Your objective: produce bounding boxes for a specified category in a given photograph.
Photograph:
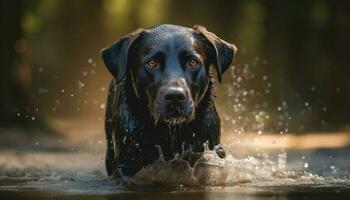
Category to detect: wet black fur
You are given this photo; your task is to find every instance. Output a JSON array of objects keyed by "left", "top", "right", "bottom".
[{"left": 102, "top": 24, "right": 237, "bottom": 177}]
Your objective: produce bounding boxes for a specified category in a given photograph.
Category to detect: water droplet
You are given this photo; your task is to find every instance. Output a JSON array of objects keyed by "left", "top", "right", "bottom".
[
  {"left": 278, "top": 152, "right": 287, "bottom": 169},
  {"left": 78, "top": 80, "right": 85, "bottom": 89},
  {"left": 282, "top": 101, "right": 287, "bottom": 107}
]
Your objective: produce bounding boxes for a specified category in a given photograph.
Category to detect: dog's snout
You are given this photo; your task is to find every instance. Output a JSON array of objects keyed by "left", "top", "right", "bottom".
[
  {"left": 164, "top": 87, "right": 186, "bottom": 104},
  {"left": 154, "top": 79, "right": 194, "bottom": 124}
]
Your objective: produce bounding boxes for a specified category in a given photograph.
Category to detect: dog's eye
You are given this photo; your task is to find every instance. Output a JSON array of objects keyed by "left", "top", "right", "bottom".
[
  {"left": 188, "top": 59, "right": 199, "bottom": 67},
  {"left": 146, "top": 59, "right": 158, "bottom": 69}
]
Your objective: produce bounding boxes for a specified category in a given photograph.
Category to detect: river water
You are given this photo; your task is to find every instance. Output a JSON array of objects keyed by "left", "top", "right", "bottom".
[{"left": 0, "top": 127, "right": 349, "bottom": 200}]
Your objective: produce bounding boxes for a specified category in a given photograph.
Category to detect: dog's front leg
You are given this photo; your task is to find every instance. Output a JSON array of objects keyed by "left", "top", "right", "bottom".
[
  {"left": 112, "top": 138, "right": 149, "bottom": 178},
  {"left": 191, "top": 103, "right": 226, "bottom": 158}
]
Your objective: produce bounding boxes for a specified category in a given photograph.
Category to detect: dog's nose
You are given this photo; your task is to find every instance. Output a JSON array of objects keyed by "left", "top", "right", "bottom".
[{"left": 164, "top": 87, "right": 186, "bottom": 104}]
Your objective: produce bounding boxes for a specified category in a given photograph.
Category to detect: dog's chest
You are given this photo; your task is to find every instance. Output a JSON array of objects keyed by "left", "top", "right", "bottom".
[{"left": 119, "top": 118, "right": 196, "bottom": 161}]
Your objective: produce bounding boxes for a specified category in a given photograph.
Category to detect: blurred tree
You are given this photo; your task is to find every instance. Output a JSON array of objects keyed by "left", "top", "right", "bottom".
[
  {"left": 27, "top": 0, "right": 108, "bottom": 119},
  {"left": 0, "top": 0, "right": 32, "bottom": 126}
]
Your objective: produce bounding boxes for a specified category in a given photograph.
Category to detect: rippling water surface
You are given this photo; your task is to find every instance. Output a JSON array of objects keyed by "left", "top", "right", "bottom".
[{"left": 0, "top": 129, "right": 349, "bottom": 200}]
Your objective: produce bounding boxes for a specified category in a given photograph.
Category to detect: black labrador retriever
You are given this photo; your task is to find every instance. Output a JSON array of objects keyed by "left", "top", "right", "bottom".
[{"left": 101, "top": 24, "right": 237, "bottom": 177}]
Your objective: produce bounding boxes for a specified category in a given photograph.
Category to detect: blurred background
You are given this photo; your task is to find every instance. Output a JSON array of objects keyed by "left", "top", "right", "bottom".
[
  {"left": 1, "top": 1, "right": 350, "bottom": 197},
  {"left": 1, "top": 0, "right": 350, "bottom": 138}
]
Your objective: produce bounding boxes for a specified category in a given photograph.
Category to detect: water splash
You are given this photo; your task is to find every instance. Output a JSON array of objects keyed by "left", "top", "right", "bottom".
[
  {"left": 125, "top": 143, "right": 330, "bottom": 187},
  {"left": 0, "top": 144, "right": 349, "bottom": 195}
]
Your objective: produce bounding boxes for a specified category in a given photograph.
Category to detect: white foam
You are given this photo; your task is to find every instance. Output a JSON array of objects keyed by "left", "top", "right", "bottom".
[{"left": 127, "top": 144, "right": 331, "bottom": 187}]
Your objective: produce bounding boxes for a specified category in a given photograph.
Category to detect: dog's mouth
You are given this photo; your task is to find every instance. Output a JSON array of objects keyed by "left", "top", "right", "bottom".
[{"left": 152, "top": 103, "right": 194, "bottom": 126}]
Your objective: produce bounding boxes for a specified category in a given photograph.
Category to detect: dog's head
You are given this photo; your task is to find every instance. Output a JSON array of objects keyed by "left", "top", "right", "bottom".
[{"left": 102, "top": 24, "right": 237, "bottom": 125}]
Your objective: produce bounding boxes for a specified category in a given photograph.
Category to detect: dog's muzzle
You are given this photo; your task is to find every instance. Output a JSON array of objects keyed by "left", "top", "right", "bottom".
[{"left": 153, "top": 81, "right": 194, "bottom": 125}]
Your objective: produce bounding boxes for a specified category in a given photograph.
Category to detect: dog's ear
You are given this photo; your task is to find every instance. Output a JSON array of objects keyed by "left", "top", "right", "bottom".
[
  {"left": 101, "top": 28, "right": 144, "bottom": 83},
  {"left": 193, "top": 25, "right": 237, "bottom": 82}
]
